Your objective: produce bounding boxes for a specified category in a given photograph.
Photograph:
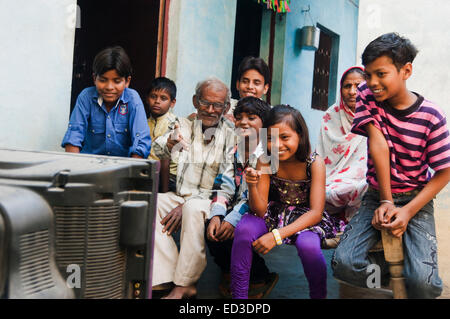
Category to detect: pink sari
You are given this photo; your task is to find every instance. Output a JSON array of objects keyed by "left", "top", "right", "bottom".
[{"left": 316, "top": 67, "right": 368, "bottom": 222}]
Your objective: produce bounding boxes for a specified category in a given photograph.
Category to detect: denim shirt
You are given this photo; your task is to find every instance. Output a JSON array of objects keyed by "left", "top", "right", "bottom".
[{"left": 61, "top": 87, "right": 151, "bottom": 158}]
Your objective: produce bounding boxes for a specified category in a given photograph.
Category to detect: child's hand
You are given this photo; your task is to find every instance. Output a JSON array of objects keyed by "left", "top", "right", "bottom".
[
  {"left": 224, "top": 113, "right": 235, "bottom": 123},
  {"left": 206, "top": 216, "right": 221, "bottom": 242},
  {"left": 381, "top": 206, "right": 412, "bottom": 237},
  {"left": 215, "top": 220, "right": 235, "bottom": 241},
  {"left": 245, "top": 167, "right": 261, "bottom": 186},
  {"left": 372, "top": 202, "right": 396, "bottom": 230},
  {"left": 167, "top": 122, "right": 189, "bottom": 152},
  {"left": 206, "top": 217, "right": 235, "bottom": 242},
  {"left": 252, "top": 233, "right": 276, "bottom": 255}
]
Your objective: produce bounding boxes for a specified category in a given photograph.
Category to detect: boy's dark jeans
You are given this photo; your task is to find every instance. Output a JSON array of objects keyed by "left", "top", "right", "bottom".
[{"left": 205, "top": 217, "right": 270, "bottom": 284}]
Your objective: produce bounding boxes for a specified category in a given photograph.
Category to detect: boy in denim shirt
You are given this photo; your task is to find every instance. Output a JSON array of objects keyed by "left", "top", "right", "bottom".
[{"left": 62, "top": 46, "right": 151, "bottom": 158}]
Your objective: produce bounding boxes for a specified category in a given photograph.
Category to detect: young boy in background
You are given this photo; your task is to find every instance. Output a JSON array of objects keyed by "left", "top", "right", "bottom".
[
  {"left": 62, "top": 46, "right": 151, "bottom": 158},
  {"left": 205, "top": 97, "right": 277, "bottom": 299},
  {"left": 189, "top": 56, "right": 271, "bottom": 122},
  {"left": 332, "top": 32, "right": 450, "bottom": 298},
  {"left": 229, "top": 56, "right": 271, "bottom": 115},
  {"left": 146, "top": 77, "right": 178, "bottom": 192}
]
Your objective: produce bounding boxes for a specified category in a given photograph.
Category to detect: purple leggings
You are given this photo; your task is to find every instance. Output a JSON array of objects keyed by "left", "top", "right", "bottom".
[{"left": 230, "top": 213, "right": 327, "bottom": 299}]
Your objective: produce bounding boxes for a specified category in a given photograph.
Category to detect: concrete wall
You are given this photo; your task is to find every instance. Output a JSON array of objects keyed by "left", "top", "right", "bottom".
[
  {"left": 0, "top": 0, "right": 360, "bottom": 152},
  {"left": 164, "top": 0, "right": 359, "bottom": 141},
  {"left": 0, "top": 0, "right": 76, "bottom": 152},
  {"left": 165, "top": 0, "right": 237, "bottom": 117},
  {"left": 357, "top": 0, "right": 450, "bottom": 115},
  {"left": 357, "top": 0, "right": 450, "bottom": 298},
  {"left": 278, "top": 0, "right": 360, "bottom": 148}
]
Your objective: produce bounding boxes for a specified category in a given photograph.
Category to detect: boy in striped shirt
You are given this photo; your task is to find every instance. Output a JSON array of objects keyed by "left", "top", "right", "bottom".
[{"left": 332, "top": 33, "right": 450, "bottom": 298}]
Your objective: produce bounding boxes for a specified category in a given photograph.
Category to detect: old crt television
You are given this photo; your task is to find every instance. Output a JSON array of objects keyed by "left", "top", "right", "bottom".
[{"left": 0, "top": 148, "right": 159, "bottom": 299}]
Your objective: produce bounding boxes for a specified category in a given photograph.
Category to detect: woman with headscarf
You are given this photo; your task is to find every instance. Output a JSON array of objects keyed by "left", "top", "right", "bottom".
[{"left": 316, "top": 66, "right": 368, "bottom": 223}]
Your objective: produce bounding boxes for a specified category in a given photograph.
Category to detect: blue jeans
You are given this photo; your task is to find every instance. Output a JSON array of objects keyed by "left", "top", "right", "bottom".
[{"left": 332, "top": 189, "right": 443, "bottom": 299}]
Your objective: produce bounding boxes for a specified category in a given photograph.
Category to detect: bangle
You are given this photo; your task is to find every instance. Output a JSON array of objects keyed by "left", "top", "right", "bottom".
[
  {"left": 272, "top": 229, "right": 283, "bottom": 246},
  {"left": 380, "top": 199, "right": 394, "bottom": 205}
]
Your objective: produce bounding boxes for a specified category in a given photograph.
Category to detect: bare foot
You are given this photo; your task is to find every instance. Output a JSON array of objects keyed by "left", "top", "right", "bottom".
[{"left": 162, "top": 285, "right": 197, "bottom": 299}]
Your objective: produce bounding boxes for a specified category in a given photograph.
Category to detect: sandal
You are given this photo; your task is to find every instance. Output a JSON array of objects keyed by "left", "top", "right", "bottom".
[
  {"left": 248, "top": 272, "right": 279, "bottom": 299},
  {"left": 151, "top": 282, "right": 174, "bottom": 299},
  {"left": 321, "top": 232, "right": 343, "bottom": 249},
  {"left": 218, "top": 273, "right": 232, "bottom": 299},
  {"left": 219, "top": 272, "right": 279, "bottom": 299}
]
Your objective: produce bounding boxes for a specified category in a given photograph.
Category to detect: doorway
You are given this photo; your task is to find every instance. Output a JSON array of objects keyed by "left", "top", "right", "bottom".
[
  {"left": 230, "top": 0, "right": 263, "bottom": 100},
  {"left": 71, "top": 0, "right": 163, "bottom": 116}
]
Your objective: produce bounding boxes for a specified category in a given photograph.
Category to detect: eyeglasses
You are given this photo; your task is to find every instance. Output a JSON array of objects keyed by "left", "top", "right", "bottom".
[{"left": 197, "top": 97, "right": 228, "bottom": 111}]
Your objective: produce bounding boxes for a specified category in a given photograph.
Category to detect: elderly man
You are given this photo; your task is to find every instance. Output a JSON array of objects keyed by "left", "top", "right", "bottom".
[{"left": 151, "top": 77, "right": 236, "bottom": 299}]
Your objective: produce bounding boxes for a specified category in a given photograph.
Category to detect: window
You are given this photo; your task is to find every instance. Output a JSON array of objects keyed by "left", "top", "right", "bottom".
[{"left": 311, "top": 25, "right": 339, "bottom": 111}]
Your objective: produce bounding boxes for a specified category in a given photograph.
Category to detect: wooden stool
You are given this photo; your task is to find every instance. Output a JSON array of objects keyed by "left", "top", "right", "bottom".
[
  {"left": 337, "top": 230, "right": 407, "bottom": 299},
  {"left": 380, "top": 229, "right": 407, "bottom": 299}
]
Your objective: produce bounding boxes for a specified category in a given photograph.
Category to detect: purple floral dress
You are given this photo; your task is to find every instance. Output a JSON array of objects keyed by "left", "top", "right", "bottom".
[{"left": 263, "top": 152, "right": 346, "bottom": 245}]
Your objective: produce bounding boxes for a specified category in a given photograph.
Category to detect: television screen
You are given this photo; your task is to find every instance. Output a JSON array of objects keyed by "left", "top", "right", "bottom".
[{"left": 0, "top": 148, "right": 159, "bottom": 299}]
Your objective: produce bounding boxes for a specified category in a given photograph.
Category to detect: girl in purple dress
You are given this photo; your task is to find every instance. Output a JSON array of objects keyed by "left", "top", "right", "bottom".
[{"left": 230, "top": 105, "right": 342, "bottom": 299}]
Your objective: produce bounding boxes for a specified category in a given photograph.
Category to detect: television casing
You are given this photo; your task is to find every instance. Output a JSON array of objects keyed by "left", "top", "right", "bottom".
[{"left": 0, "top": 148, "right": 159, "bottom": 299}]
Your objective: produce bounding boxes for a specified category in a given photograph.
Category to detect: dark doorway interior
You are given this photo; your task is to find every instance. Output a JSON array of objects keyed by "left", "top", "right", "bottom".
[
  {"left": 71, "top": 0, "right": 160, "bottom": 116},
  {"left": 230, "top": 0, "right": 263, "bottom": 100}
]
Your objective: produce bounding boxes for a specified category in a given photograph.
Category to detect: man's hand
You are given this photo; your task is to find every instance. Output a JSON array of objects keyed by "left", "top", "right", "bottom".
[
  {"left": 167, "top": 123, "right": 189, "bottom": 152},
  {"left": 245, "top": 167, "right": 261, "bottom": 186},
  {"left": 161, "top": 204, "right": 183, "bottom": 236},
  {"left": 372, "top": 202, "right": 396, "bottom": 230},
  {"left": 252, "top": 232, "right": 277, "bottom": 255},
  {"left": 381, "top": 206, "right": 412, "bottom": 237}
]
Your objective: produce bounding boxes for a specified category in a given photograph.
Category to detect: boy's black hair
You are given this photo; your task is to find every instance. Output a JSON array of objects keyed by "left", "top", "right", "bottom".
[
  {"left": 146, "top": 77, "right": 177, "bottom": 100},
  {"left": 362, "top": 32, "right": 418, "bottom": 70},
  {"left": 263, "top": 104, "right": 311, "bottom": 162},
  {"left": 233, "top": 96, "right": 271, "bottom": 124},
  {"left": 93, "top": 46, "right": 133, "bottom": 78},
  {"left": 237, "top": 56, "right": 271, "bottom": 85}
]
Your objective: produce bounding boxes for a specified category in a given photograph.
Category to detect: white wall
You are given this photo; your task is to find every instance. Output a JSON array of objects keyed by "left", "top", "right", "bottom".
[
  {"left": 281, "top": 0, "right": 360, "bottom": 148},
  {"left": 165, "top": 0, "right": 237, "bottom": 117},
  {"left": 357, "top": 0, "right": 450, "bottom": 114},
  {"left": 0, "top": 0, "right": 76, "bottom": 152},
  {"left": 357, "top": 0, "right": 450, "bottom": 296}
]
